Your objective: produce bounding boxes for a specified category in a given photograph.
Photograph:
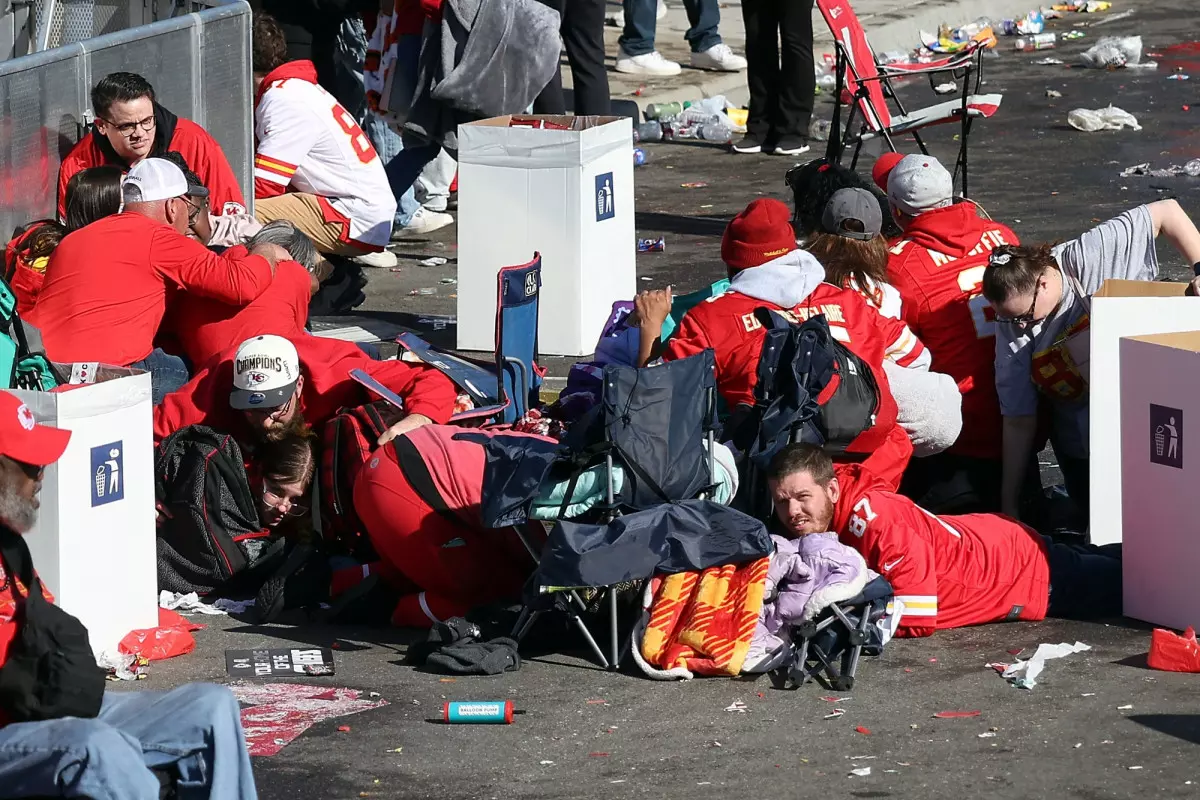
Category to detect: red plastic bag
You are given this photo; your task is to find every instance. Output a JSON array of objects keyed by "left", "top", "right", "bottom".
[
  {"left": 1148, "top": 626, "right": 1200, "bottom": 673},
  {"left": 117, "top": 609, "right": 202, "bottom": 661}
]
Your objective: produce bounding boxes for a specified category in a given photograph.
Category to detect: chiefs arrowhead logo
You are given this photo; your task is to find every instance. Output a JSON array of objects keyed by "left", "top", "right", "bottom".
[
  {"left": 247, "top": 372, "right": 269, "bottom": 385},
  {"left": 16, "top": 404, "right": 35, "bottom": 431}
]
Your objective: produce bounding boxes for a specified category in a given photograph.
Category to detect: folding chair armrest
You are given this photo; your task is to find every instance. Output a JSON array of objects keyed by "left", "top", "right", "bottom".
[
  {"left": 877, "top": 53, "right": 977, "bottom": 77},
  {"left": 503, "top": 356, "right": 532, "bottom": 413}
]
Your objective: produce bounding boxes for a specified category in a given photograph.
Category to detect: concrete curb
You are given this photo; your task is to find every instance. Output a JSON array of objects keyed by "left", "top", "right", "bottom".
[{"left": 585, "top": 0, "right": 1047, "bottom": 116}]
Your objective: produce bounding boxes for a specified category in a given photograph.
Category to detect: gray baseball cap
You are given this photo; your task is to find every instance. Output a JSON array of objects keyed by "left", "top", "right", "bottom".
[
  {"left": 887, "top": 154, "right": 953, "bottom": 216},
  {"left": 821, "top": 188, "right": 883, "bottom": 241}
]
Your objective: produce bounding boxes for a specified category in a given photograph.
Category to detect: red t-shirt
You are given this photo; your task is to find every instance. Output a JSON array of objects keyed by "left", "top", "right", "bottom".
[
  {"left": 163, "top": 246, "right": 313, "bottom": 368},
  {"left": 153, "top": 334, "right": 458, "bottom": 442},
  {"left": 57, "top": 117, "right": 246, "bottom": 220},
  {"left": 832, "top": 465, "right": 1050, "bottom": 637},
  {"left": 31, "top": 213, "right": 274, "bottom": 366},
  {"left": 887, "top": 203, "right": 1019, "bottom": 460}
]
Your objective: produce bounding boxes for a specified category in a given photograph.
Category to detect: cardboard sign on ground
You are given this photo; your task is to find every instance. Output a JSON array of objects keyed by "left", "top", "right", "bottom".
[
  {"left": 1088, "top": 279, "right": 1198, "bottom": 546},
  {"left": 457, "top": 115, "right": 635, "bottom": 357},
  {"left": 1119, "top": 331, "right": 1200, "bottom": 629},
  {"left": 225, "top": 647, "right": 336, "bottom": 677}
]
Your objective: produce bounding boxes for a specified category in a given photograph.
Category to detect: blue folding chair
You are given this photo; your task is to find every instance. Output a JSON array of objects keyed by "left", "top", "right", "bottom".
[{"left": 397, "top": 253, "right": 544, "bottom": 425}]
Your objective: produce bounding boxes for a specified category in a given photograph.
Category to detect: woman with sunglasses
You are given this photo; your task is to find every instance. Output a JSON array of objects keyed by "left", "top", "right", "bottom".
[{"left": 982, "top": 199, "right": 1200, "bottom": 525}]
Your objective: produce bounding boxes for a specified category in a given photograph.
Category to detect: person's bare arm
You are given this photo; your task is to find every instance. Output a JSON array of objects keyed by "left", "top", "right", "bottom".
[
  {"left": 248, "top": 242, "right": 288, "bottom": 275},
  {"left": 634, "top": 287, "right": 673, "bottom": 367},
  {"left": 1150, "top": 200, "right": 1200, "bottom": 294},
  {"left": 1000, "top": 415, "right": 1038, "bottom": 518}
]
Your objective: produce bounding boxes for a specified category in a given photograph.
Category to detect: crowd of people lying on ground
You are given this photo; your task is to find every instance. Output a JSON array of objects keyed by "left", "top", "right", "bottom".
[{"left": 2, "top": 6, "right": 1200, "bottom": 795}]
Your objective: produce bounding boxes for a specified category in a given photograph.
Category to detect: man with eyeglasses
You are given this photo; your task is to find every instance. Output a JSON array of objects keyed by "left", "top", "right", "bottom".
[
  {"left": 982, "top": 200, "right": 1200, "bottom": 524},
  {"left": 30, "top": 159, "right": 289, "bottom": 405},
  {"left": 153, "top": 334, "right": 456, "bottom": 451},
  {"left": 56, "top": 72, "right": 246, "bottom": 222}
]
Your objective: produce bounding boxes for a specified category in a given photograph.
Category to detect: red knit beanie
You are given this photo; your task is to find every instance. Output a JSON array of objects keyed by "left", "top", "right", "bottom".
[
  {"left": 721, "top": 198, "right": 798, "bottom": 272},
  {"left": 872, "top": 151, "right": 906, "bottom": 192}
]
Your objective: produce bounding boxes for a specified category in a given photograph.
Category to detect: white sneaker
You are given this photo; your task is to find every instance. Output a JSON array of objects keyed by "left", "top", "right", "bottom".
[
  {"left": 354, "top": 249, "right": 398, "bottom": 268},
  {"left": 657, "top": 0, "right": 668, "bottom": 20},
  {"left": 690, "top": 43, "right": 748, "bottom": 72},
  {"left": 616, "top": 48, "right": 682, "bottom": 77},
  {"left": 392, "top": 207, "right": 455, "bottom": 239}
]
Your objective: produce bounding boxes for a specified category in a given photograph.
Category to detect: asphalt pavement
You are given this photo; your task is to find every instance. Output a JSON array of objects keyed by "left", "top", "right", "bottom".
[{"left": 155, "top": 1, "right": 1200, "bottom": 797}]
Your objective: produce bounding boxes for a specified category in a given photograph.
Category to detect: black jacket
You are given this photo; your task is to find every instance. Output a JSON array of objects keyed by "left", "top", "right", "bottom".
[{"left": 260, "top": 0, "right": 377, "bottom": 92}]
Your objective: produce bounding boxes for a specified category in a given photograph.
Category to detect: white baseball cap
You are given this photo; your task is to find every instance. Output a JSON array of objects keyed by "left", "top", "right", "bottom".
[
  {"left": 229, "top": 335, "right": 301, "bottom": 410},
  {"left": 121, "top": 158, "right": 189, "bottom": 205},
  {"left": 887, "top": 154, "right": 954, "bottom": 216}
]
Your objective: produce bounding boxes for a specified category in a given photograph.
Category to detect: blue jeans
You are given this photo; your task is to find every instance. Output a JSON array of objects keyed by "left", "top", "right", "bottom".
[
  {"left": 131, "top": 347, "right": 189, "bottom": 406},
  {"left": 0, "top": 684, "right": 257, "bottom": 800},
  {"left": 363, "top": 112, "right": 421, "bottom": 228},
  {"left": 619, "top": 0, "right": 722, "bottom": 55}
]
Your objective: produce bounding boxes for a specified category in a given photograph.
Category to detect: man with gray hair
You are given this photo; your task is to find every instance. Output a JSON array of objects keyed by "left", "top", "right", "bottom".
[
  {"left": 883, "top": 154, "right": 1021, "bottom": 516},
  {"left": 164, "top": 219, "right": 319, "bottom": 369},
  {"left": 31, "top": 158, "right": 288, "bottom": 404}
]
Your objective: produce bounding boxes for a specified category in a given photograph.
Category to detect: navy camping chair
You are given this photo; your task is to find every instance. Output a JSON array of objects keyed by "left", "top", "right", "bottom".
[
  {"left": 509, "top": 350, "right": 751, "bottom": 669},
  {"left": 397, "top": 253, "right": 544, "bottom": 424}
]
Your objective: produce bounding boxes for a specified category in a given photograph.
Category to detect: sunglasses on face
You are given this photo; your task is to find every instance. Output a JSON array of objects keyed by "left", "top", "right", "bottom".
[
  {"left": 263, "top": 486, "right": 308, "bottom": 517},
  {"left": 995, "top": 273, "right": 1043, "bottom": 327}
]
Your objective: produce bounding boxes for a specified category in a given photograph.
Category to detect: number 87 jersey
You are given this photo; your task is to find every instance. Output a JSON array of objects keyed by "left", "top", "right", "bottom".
[
  {"left": 254, "top": 65, "right": 398, "bottom": 250},
  {"left": 884, "top": 204, "right": 1020, "bottom": 461}
]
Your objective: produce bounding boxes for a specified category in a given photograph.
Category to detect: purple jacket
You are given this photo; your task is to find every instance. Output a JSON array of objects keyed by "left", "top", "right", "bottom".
[{"left": 763, "top": 533, "right": 870, "bottom": 631}]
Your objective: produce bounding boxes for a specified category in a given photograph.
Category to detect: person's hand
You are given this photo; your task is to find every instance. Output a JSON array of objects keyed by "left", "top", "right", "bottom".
[
  {"left": 155, "top": 501, "right": 173, "bottom": 529},
  {"left": 634, "top": 286, "right": 673, "bottom": 328},
  {"left": 1187, "top": 275, "right": 1200, "bottom": 297},
  {"left": 377, "top": 413, "right": 434, "bottom": 446},
  {"left": 249, "top": 242, "right": 290, "bottom": 272}
]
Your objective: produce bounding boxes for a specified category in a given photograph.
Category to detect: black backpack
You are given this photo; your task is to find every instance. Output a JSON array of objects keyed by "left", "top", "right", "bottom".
[
  {"left": 0, "top": 525, "right": 105, "bottom": 722},
  {"left": 733, "top": 310, "right": 880, "bottom": 470},
  {"left": 154, "top": 425, "right": 286, "bottom": 596}
]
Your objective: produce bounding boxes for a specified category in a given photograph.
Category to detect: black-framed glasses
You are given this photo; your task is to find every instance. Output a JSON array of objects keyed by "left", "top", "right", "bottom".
[
  {"left": 102, "top": 115, "right": 155, "bottom": 137},
  {"left": 995, "top": 276, "right": 1042, "bottom": 327},
  {"left": 186, "top": 197, "right": 208, "bottom": 225}
]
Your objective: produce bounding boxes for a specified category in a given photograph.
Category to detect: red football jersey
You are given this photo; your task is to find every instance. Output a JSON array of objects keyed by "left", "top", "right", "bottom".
[
  {"left": 886, "top": 203, "right": 1019, "bottom": 460},
  {"left": 665, "top": 280, "right": 924, "bottom": 482},
  {"left": 832, "top": 465, "right": 1050, "bottom": 637}
]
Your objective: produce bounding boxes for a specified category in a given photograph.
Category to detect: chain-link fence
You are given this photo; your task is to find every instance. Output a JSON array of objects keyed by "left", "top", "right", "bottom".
[{"left": 0, "top": 0, "right": 252, "bottom": 237}]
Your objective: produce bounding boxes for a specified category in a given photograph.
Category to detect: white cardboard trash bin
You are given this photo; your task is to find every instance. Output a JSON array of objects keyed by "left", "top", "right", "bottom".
[
  {"left": 457, "top": 115, "right": 635, "bottom": 357},
  {"left": 1119, "top": 331, "right": 1200, "bottom": 629},
  {"left": 14, "top": 367, "right": 157, "bottom": 656}
]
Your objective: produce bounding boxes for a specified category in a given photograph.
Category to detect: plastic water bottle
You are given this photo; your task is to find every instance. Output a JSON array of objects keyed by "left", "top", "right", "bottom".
[
  {"left": 700, "top": 120, "right": 734, "bottom": 143},
  {"left": 1014, "top": 33, "right": 1056, "bottom": 51},
  {"left": 645, "top": 102, "right": 683, "bottom": 121},
  {"left": 809, "top": 118, "right": 833, "bottom": 141},
  {"left": 662, "top": 122, "right": 700, "bottom": 141},
  {"left": 633, "top": 120, "right": 663, "bottom": 142},
  {"left": 816, "top": 72, "right": 837, "bottom": 89}
]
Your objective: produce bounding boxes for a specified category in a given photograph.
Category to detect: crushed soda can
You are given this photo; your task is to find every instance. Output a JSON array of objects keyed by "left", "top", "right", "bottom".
[
  {"left": 637, "top": 237, "right": 666, "bottom": 253},
  {"left": 633, "top": 147, "right": 647, "bottom": 166}
]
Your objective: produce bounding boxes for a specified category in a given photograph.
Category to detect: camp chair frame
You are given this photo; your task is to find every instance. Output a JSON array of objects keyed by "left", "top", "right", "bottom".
[
  {"left": 769, "top": 577, "right": 894, "bottom": 691},
  {"left": 511, "top": 355, "right": 721, "bottom": 670},
  {"left": 817, "top": 0, "right": 1002, "bottom": 197},
  {"left": 396, "top": 253, "right": 545, "bottom": 425}
]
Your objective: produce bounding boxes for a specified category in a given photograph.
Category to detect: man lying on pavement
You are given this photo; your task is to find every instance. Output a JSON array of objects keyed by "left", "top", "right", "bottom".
[
  {"left": 0, "top": 390, "right": 258, "bottom": 800},
  {"left": 765, "top": 442, "right": 1122, "bottom": 637},
  {"left": 153, "top": 333, "right": 456, "bottom": 449}
]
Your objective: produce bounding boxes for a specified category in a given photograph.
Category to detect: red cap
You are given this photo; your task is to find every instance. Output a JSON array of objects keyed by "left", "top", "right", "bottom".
[
  {"left": 721, "top": 198, "right": 797, "bottom": 272},
  {"left": 0, "top": 391, "right": 70, "bottom": 467},
  {"left": 872, "top": 151, "right": 906, "bottom": 192}
]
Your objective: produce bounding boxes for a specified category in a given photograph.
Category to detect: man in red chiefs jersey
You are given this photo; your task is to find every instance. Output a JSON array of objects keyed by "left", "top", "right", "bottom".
[
  {"left": 663, "top": 197, "right": 929, "bottom": 488},
  {"left": 765, "top": 443, "right": 1122, "bottom": 638},
  {"left": 884, "top": 155, "right": 1020, "bottom": 513},
  {"left": 57, "top": 72, "right": 245, "bottom": 221}
]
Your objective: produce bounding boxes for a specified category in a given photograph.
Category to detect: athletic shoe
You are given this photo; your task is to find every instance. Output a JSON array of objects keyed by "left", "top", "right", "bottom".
[
  {"left": 354, "top": 249, "right": 398, "bottom": 268},
  {"left": 657, "top": 0, "right": 668, "bottom": 19},
  {"left": 773, "top": 136, "right": 812, "bottom": 157},
  {"left": 615, "top": 48, "right": 682, "bottom": 76},
  {"left": 732, "top": 133, "right": 765, "bottom": 154},
  {"left": 392, "top": 207, "right": 455, "bottom": 239},
  {"left": 690, "top": 43, "right": 748, "bottom": 72}
]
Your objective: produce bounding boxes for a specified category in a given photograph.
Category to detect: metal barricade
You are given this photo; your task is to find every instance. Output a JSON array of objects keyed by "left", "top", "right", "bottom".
[{"left": 0, "top": 0, "right": 252, "bottom": 239}]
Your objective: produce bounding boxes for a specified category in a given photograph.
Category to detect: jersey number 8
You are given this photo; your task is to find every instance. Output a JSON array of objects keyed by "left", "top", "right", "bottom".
[
  {"left": 957, "top": 266, "right": 996, "bottom": 339},
  {"left": 332, "top": 104, "right": 376, "bottom": 165}
]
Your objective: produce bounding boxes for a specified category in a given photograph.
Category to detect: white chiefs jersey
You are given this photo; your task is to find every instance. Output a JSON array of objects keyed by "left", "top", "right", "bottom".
[{"left": 254, "top": 77, "right": 396, "bottom": 248}]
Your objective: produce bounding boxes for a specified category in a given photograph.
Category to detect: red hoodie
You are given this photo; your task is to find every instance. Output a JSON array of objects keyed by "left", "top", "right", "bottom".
[
  {"left": 153, "top": 335, "right": 457, "bottom": 443},
  {"left": 886, "top": 203, "right": 1019, "bottom": 461},
  {"left": 831, "top": 464, "right": 1049, "bottom": 637}
]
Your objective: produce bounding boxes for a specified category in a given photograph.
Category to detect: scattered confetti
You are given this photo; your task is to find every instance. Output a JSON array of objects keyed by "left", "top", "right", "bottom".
[
  {"left": 1129, "top": 766, "right": 1144, "bottom": 771},
  {"left": 725, "top": 701, "right": 749, "bottom": 713},
  {"left": 586, "top": 699, "right": 608, "bottom": 705},
  {"left": 856, "top": 726, "right": 872, "bottom": 735},
  {"left": 681, "top": 182, "right": 708, "bottom": 188},
  {"left": 933, "top": 711, "right": 982, "bottom": 719},
  {"left": 978, "top": 732, "right": 997, "bottom": 738},
  {"left": 824, "top": 709, "right": 847, "bottom": 719},
  {"left": 337, "top": 726, "right": 351, "bottom": 732},
  {"left": 589, "top": 752, "right": 610, "bottom": 758},
  {"left": 1118, "top": 705, "right": 1133, "bottom": 710}
]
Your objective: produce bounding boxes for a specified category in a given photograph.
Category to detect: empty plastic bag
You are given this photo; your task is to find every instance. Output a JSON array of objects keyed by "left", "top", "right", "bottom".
[{"left": 1067, "top": 106, "right": 1142, "bottom": 132}]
